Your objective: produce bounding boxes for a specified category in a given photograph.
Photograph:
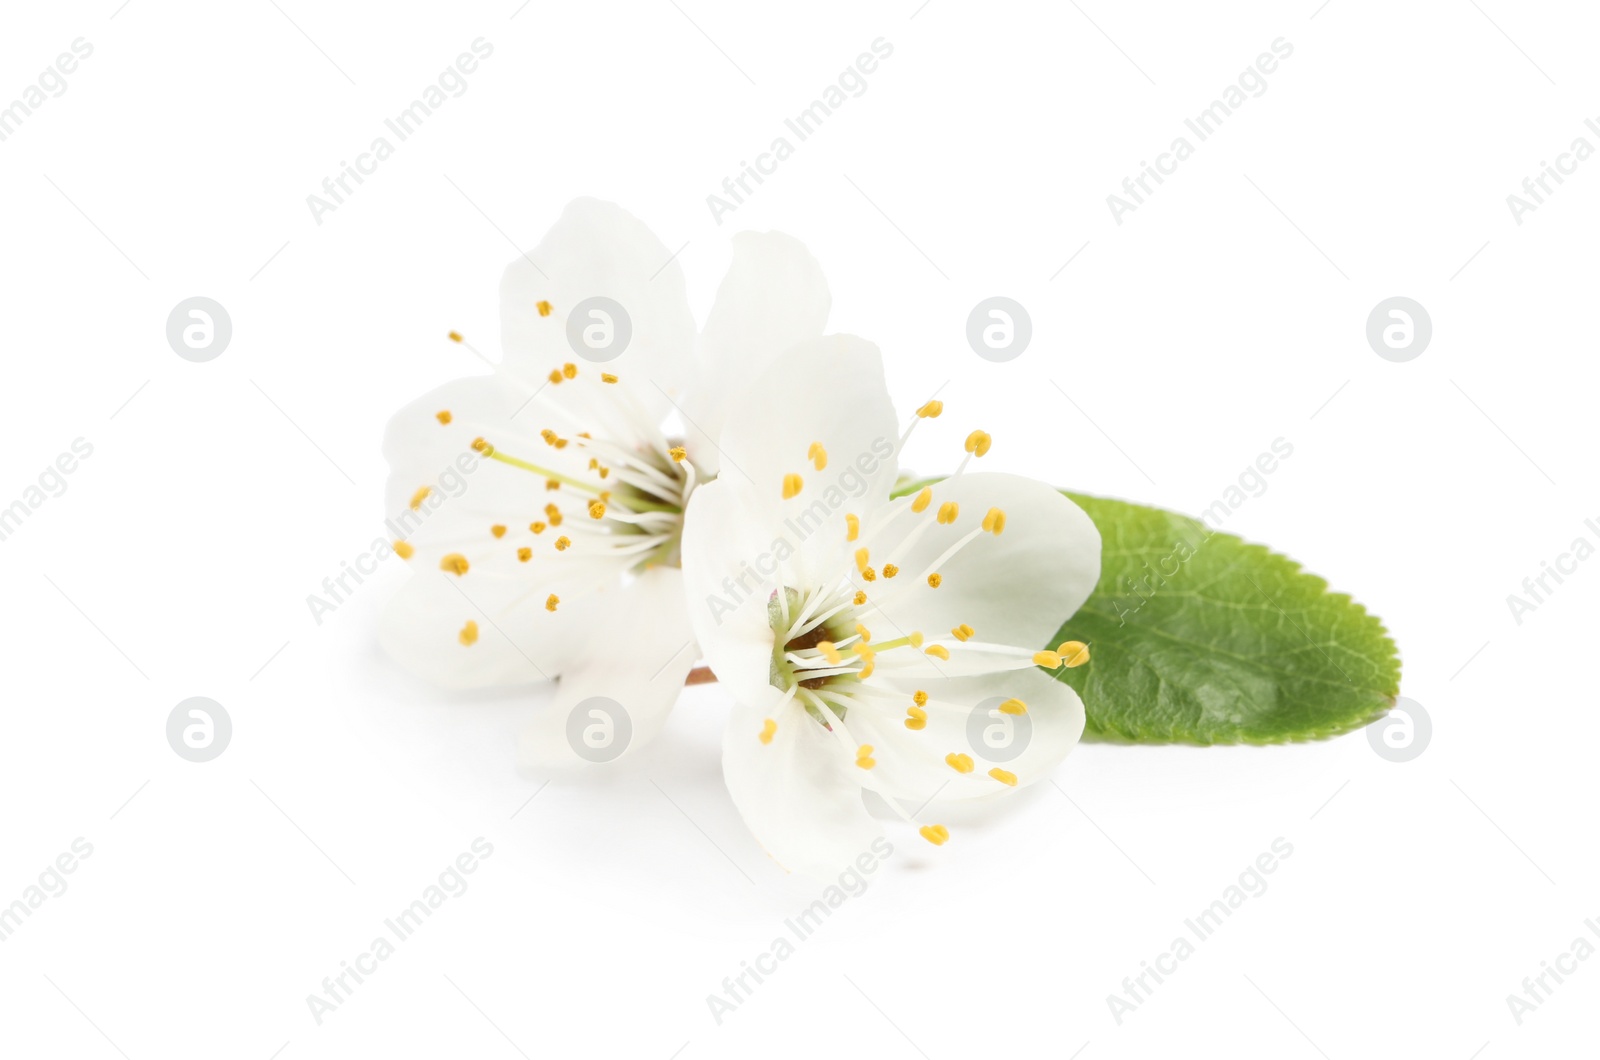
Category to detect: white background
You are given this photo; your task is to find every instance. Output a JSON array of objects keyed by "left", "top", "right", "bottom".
[{"left": 1, "top": 0, "right": 1595, "bottom": 1057}]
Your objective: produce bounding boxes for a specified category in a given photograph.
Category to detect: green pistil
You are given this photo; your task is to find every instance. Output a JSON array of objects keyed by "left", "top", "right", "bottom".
[{"left": 484, "top": 447, "right": 602, "bottom": 495}]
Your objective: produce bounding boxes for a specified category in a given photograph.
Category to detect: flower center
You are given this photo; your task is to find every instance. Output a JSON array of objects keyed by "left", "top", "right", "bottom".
[
  {"left": 467, "top": 363, "right": 705, "bottom": 573},
  {"left": 766, "top": 584, "right": 928, "bottom": 716}
]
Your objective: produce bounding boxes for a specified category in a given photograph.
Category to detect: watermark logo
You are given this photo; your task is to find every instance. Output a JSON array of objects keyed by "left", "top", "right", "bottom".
[
  {"left": 0, "top": 37, "right": 94, "bottom": 144},
  {"left": 167, "top": 697, "right": 231, "bottom": 762},
  {"left": 1367, "top": 697, "right": 1429, "bottom": 762},
  {"left": 705, "top": 836, "right": 894, "bottom": 1024},
  {"left": 965, "top": 696, "right": 1032, "bottom": 762},
  {"left": 305, "top": 838, "right": 495, "bottom": 1025},
  {"left": 566, "top": 696, "right": 631, "bottom": 762},
  {"left": 1107, "top": 836, "right": 1294, "bottom": 1024},
  {"left": 0, "top": 437, "right": 94, "bottom": 544},
  {"left": 1505, "top": 517, "right": 1600, "bottom": 626},
  {"left": 1506, "top": 916, "right": 1600, "bottom": 1025},
  {"left": 966, "top": 297, "right": 1031, "bottom": 363},
  {"left": 166, "top": 297, "right": 232, "bottom": 362},
  {"left": 1505, "top": 118, "right": 1600, "bottom": 226},
  {"left": 565, "top": 296, "right": 631, "bottom": 362},
  {"left": 706, "top": 37, "right": 895, "bottom": 223},
  {"left": 1366, "top": 297, "right": 1430, "bottom": 362},
  {"left": 1107, "top": 37, "right": 1294, "bottom": 224}
]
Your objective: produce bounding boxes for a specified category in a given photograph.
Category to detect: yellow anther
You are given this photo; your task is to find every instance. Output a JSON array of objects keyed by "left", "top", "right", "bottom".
[
  {"left": 908, "top": 631, "right": 925, "bottom": 648},
  {"left": 458, "top": 620, "right": 479, "bottom": 646},
  {"left": 882, "top": 563, "right": 899, "bottom": 579},
  {"left": 855, "top": 547, "right": 871, "bottom": 573},
  {"left": 491, "top": 524, "right": 506, "bottom": 538},
  {"left": 517, "top": 547, "right": 531, "bottom": 562},
  {"left": 910, "top": 487, "right": 932, "bottom": 513},
  {"left": 1057, "top": 641, "right": 1091, "bottom": 668},
  {"left": 945, "top": 752, "right": 975, "bottom": 774},
  {"left": 937, "top": 501, "right": 959, "bottom": 525},
  {"left": 536, "top": 300, "right": 552, "bottom": 317},
  {"left": 919, "top": 824, "right": 950, "bottom": 846},
  {"left": 904, "top": 706, "right": 927, "bottom": 730},
  {"left": 927, "top": 573, "right": 942, "bottom": 588},
  {"left": 1033, "top": 650, "right": 1062, "bottom": 668},
  {"left": 601, "top": 372, "right": 619, "bottom": 383},
  {"left": 759, "top": 718, "right": 777, "bottom": 745},
  {"left": 853, "top": 590, "right": 867, "bottom": 605},
  {"left": 859, "top": 658, "right": 875, "bottom": 679},
  {"left": 988, "top": 768, "right": 1018, "bottom": 787},
  {"left": 782, "top": 473, "right": 804, "bottom": 499},
  {"left": 435, "top": 410, "right": 452, "bottom": 425},
  {"left": 409, "top": 486, "right": 431, "bottom": 510},
  {"left": 548, "top": 369, "right": 563, "bottom": 385},
  {"left": 546, "top": 479, "right": 561, "bottom": 491},
  {"left": 541, "top": 429, "right": 558, "bottom": 444},
  {"left": 669, "top": 446, "right": 687, "bottom": 462},
  {"left": 529, "top": 521, "right": 546, "bottom": 534},
  {"left": 818, "top": 641, "right": 842, "bottom": 665},
  {"left": 855, "top": 744, "right": 875, "bottom": 769},
  {"left": 562, "top": 362, "right": 577, "bottom": 379},
  {"left": 545, "top": 502, "right": 563, "bottom": 522},
  {"left": 913, "top": 690, "right": 929, "bottom": 707},
  {"left": 951, "top": 623, "right": 974, "bottom": 642},
  {"left": 589, "top": 501, "right": 606, "bottom": 519},
  {"left": 916, "top": 400, "right": 943, "bottom": 418},
  {"left": 588, "top": 457, "right": 600, "bottom": 470},
  {"left": 846, "top": 513, "right": 859, "bottom": 541},
  {"left": 964, "top": 430, "right": 992, "bottom": 457},
  {"left": 388, "top": 541, "right": 414, "bottom": 562},
  {"left": 471, "top": 436, "right": 493, "bottom": 455},
  {"left": 862, "top": 567, "right": 877, "bottom": 582},
  {"left": 925, "top": 644, "right": 950, "bottom": 660},
  {"left": 599, "top": 467, "right": 610, "bottom": 479},
  {"left": 555, "top": 536, "right": 571, "bottom": 551},
  {"left": 808, "top": 442, "right": 828, "bottom": 471},
  {"left": 982, "top": 507, "right": 1007, "bottom": 535},
  {"left": 545, "top": 594, "right": 560, "bottom": 612},
  {"left": 448, "top": 330, "right": 463, "bottom": 343},
  {"left": 439, "top": 553, "right": 469, "bottom": 576},
  {"left": 854, "top": 623, "right": 872, "bottom": 643},
  {"left": 998, "top": 698, "right": 1028, "bottom": 716}
]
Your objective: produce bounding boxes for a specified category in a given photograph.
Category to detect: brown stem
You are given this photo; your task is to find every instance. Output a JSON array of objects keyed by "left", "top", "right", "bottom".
[{"left": 684, "top": 666, "right": 718, "bottom": 686}]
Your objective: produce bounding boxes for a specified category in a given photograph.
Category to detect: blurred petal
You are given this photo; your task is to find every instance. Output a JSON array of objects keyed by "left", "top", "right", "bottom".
[
  {"left": 687, "top": 231, "right": 831, "bottom": 472},
  {"left": 500, "top": 198, "right": 696, "bottom": 413},
  {"left": 722, "top": 688, "right": 883, "bottom": 877},
  {"left": 519, "top": 567, "right": 696, "bottom": 768}
]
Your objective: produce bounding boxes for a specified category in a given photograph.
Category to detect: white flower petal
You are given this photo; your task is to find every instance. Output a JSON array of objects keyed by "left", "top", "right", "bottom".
[
  {"left": 500, "top": 198, "right": 696, "bottom": 410},
  {"left": 706, "top": 334, "right": 900, "bottom": 582},
  {"left": 378, "top": 566, "right": 575, "bottom": 689},
  {"left": 382, "top": 374, "right": 538, "bottom": 521},
  {"left": 687, "top": 231, "right": 831, "bottom": 472},
  {"left": 860, "top": 472, "right": 1100, "bottom": 654},
  {"left": 518, "top": 567, "right": 696, "bottom": 769},
  {"left": 839, "top": 668, "right": 1085, "bottom": 804},
  {"left": 722, "top": 688, "right": 884, "bottom": 877},
  {"left": 678, "top": 478, "right": 783, "bottom": 705},
  {"left": 380, "top": 373, "right": 640, "bottom": 627}
]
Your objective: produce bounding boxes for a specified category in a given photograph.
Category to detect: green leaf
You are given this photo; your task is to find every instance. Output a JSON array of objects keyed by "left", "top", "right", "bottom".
[{"left": 1053, "top": 492, "right": 1401, "bottom": 744}]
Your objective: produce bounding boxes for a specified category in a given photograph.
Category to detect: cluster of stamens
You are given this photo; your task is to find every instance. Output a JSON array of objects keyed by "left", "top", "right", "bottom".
[
  {"left": 753, "top": 403, "right": 1095, "bottom": 849},
  {"left": 393, "top": 320, "right": 702, "bottom": 647}
]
